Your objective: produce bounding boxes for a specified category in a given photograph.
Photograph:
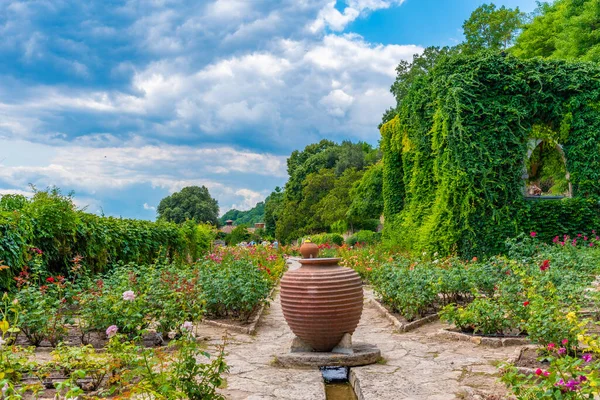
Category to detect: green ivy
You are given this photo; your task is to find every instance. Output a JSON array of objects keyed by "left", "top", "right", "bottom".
[{"left": 381, "top": 52, "right": 600, "bottom": 257}]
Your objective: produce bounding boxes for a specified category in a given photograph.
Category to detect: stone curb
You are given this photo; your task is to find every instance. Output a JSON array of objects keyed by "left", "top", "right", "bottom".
[
  {"left": 367, "top": 297, "right": 439, "bottom": 333},
  {"left": 202, "top": 286, "right": 278, "bottom": 335},
  {"left": 349, "top": 368, "right": 365, "bottom": 400},
  {"left": 436, "top": 328, "right": 530, "bottom": 348}
]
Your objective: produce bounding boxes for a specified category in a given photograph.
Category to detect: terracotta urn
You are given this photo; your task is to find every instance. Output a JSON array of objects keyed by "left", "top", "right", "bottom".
[
  {"left": 280, "top": 257, "right": 363, "bottom": 352},
  {"left": 299, "top": 241, "right": 319, "bottom": 259}
]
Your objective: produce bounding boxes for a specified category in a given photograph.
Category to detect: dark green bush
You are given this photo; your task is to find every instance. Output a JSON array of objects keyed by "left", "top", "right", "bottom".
[
  {"left": 309, "top": 233, "right": 344, "bottom": 246},
  {"left": 346, "top": 230, "right": 381, "bottom": 246}
]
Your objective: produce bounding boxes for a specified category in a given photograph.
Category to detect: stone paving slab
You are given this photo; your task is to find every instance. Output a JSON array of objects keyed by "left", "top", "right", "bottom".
[{"left": 196, "top": 261, "right": 521, "bottom": 400}]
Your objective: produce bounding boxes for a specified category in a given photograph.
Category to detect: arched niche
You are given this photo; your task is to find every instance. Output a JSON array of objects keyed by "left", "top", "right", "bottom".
[{"left": 523, "top": 138, "right": 572, "bottom": 198}]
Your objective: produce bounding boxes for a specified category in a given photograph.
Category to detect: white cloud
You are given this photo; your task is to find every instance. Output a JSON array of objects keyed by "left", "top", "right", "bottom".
[
  {"left": 143, "top": 203, "right": 156, "bottom": 211},
  {"left": 0, "top": 0, "right": 420, "bottom": 217},
  {"left": 308, "top": 0, "right": 406, "bottom": 33}
]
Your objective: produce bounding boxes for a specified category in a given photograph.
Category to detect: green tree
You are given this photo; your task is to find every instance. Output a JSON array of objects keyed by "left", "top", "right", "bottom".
[
  {"left": 347, "top": 162, "right": 384, "bottom": 222},
  {"left": 512, "top": 0, "right": 600, "bottom": 62},
  {"left": 264, "top": 187, "right": 284, "bottom": 237},
  {"left": 219, "top": 202, "right": 265, "bottom": 226},
  {"left": 157, "top": 186, "right": 219, "bottom": 225},
  {"left": 226, "top": 225, "right": 251, "bottom": 246},
  {"left": 462, "top": 3, "right": 524, "bottom": 53},
  {"left": 314, "top": 168, "right": 364, "bottom": 229},
  {"left": 387, "top": 46, "right": 455, "bottom": 123}
]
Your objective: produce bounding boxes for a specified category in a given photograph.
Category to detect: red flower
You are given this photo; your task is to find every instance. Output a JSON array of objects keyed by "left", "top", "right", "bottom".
[
  {"left": 530, "top": 231, "right": 537, "bottom": 238},
  {"left": 540, "top": 259, "right": 550, "bottom": 271},
  {"left": 523, "top": 301, "right": 530, "bottom": 306},
  {"left": 535, "top": 368, "right": 543, "bottom": 376},
  {"left": 46, "top": 277, "right": 55, "bottom": 283}
]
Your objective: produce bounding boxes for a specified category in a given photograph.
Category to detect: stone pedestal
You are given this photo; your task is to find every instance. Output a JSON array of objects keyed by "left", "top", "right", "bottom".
[{"left": 277, "top": 334, "right": 380, "bottom": 368}]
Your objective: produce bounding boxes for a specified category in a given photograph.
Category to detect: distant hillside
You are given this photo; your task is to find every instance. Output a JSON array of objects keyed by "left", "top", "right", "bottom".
[{"left": 219, "top": 202, "right": 265, "bottom": 226}]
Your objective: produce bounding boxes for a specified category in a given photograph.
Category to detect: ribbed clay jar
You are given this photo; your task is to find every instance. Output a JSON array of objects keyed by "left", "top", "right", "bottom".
[{"left": 280, "top": 258, "right": 363, "bottom": 352}]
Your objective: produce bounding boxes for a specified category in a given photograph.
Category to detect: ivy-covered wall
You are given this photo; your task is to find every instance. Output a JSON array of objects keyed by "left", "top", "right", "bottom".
[{"left": 382, "top": 53, "right": 600, "bottom": 257}]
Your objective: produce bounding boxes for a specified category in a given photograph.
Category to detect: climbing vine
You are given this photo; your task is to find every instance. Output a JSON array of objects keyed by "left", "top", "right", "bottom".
[{"left": 382, "top": 52, "right": 600, "bottom": 257}]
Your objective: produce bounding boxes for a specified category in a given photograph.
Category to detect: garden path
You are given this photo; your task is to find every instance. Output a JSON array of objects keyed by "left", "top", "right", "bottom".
[{"left": 197, "top": 259, "right": 519, "bottom": 400}]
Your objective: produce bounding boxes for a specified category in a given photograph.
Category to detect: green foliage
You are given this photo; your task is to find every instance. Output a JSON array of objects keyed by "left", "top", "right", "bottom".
[
  {"left": 0, "top": 188, "right": 215, "bottom": 287},
  {"left": 513, "top": 0, "right": 600, "bottom": 63},
  {"left": 462, "top": 3, "right": 524, "bottom": 53},
  {"left": 347, "top": 162, "right": 384, "bottom": 222},
  {"left": 219, "top": 202, "right": 265, "bottom": 227},
  {"left": 275, "top": 140, "right": 381, "bottom": 243},
  {"left": 197, "top": 258, "right": 271, "bottom": 321},
  {"left": 226, "top": 225, "right": 251, "bottom": 246},
  {"left": 157, "top": 186, "right": 219, "bottom": 225},
  {"left": 381, "top": 52, "right": 600, "bottom": 257},
  {"left": 519, "top": 198, "right": 600, "bottom": 243},
  {"left": 346, "top": 230, "right": 381, "bottom": 246},
  {"left": 264, "top": 187, "right": 284, "bottom": 237},
  {"left": 307, "top": 233, "right": 344, "bottom": 246}
]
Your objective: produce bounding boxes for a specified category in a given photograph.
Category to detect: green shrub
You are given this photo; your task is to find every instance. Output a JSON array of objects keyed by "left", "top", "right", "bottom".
[
  {"left": 197, "top": 259, "right": 271, "bottom": 321},
  {"left": 309, "top": 233, "right": 344, "bottom": 246},
  {"left": 346, "top": 230, "right": 381, "bottom": 246},
  {"left": 0, "top": 188, "right": 216, "bottom": 288}
]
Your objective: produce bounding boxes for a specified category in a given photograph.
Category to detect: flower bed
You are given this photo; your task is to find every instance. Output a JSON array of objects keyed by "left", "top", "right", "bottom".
[{"left": 0, "top": 243, "right": 285, "bottom": 397}]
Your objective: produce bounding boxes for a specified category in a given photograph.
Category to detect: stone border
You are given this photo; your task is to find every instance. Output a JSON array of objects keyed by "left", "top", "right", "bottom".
[
  {"left": 349, "top": 368, "right": 365, "bottom": 400},
  {"left": 202, "top": 286, "right": 277, "bottom": 335},
  {"left": 436, "top": 328, "right": 530, "bottom": 347},
  {"left": 367, "top": 297, "right": 439, "bottom": 332}
]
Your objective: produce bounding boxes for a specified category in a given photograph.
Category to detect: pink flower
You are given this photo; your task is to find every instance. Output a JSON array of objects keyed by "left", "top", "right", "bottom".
[
  {"left": 582, "top": 353, "right": 592, "bottom": 363},
  {"left": 543, "top": 371, "right": 550, "bottom": 377},
  {"left": 181, "top": 321, "right": 193, "bottom": 331},
  {"left": 562, "top": 339, "right": 568, "bottom": 345},
  {"left": 530, "top": 231, "right": 537, "bottom": 238},
  {"left": 106, "top": 325, "right": 118, "bottom": 337},
  {"left": 122, "top": 290, "right": 136, "bottom": 301},
  {"left": 548, "top": 343, "right": 556, "bottom": 350},
  {"left": 553, "top": 236, "right": 559, "bottom": 243},
  {"left": 558, "top": 347, "right": 567, "bottom": 355},
  {"left": 535, "top": 368, "right": 543, "bottom": 376}
]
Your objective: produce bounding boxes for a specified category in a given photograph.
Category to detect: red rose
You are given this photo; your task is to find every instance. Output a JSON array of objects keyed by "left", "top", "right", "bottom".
[
  {"left": 540, "top": 259, "right": 550, "bottom": 271},
  {"left": 46, "top": 277, "right": 55, "bottom": 283},
  {"left": 523, "top": 301, "right": 530, "bottom": 306}
]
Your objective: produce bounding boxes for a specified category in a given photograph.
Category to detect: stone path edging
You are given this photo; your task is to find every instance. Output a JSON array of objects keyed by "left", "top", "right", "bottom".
[
  {"left": 436, "top": 328, "right": 530, "bottom": 347},
  {"left": 202, "top": 285, "right": 277, "bottom": 335},
  {"left": 367, "top": 296, "right": 439, "bottom": 332},
  {"left": 349, "top": 368, "right": 365, "bottom": 400}
]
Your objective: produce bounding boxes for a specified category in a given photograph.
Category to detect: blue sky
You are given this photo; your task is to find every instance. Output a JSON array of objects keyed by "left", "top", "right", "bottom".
[{"left": 0, "top": 0, "right": 538, "bottom": 219}]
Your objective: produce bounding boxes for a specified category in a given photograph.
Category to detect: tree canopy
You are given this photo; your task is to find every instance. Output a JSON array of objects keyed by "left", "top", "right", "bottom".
[
  {"left": 157, "top": 186, "right": 219, "bottom": 225},
  {"left": 462, "top": 3, "right": 524, "bottom": 53},
  {"left": 512, "top": 0, "right": 600, "bottom": 62},
  {"left": 219, "top": 202, "right": 265, "bottom": 226}
]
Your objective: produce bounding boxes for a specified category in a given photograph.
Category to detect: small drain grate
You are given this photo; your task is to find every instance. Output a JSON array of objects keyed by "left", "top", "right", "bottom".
[{"left": 320, "top": 366, "right": 349, "bottom": 383}]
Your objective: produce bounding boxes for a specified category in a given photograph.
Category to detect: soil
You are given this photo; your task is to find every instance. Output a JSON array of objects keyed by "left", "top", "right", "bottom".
[
  {"left": 204, "top": 304, "right": 261, "bottom": 327},
  {"left": 514, "top": 347, "right": 551, "bottom": 369},
  {"left": 376, "top": 299, "right": 437, "bottom": 325}
]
